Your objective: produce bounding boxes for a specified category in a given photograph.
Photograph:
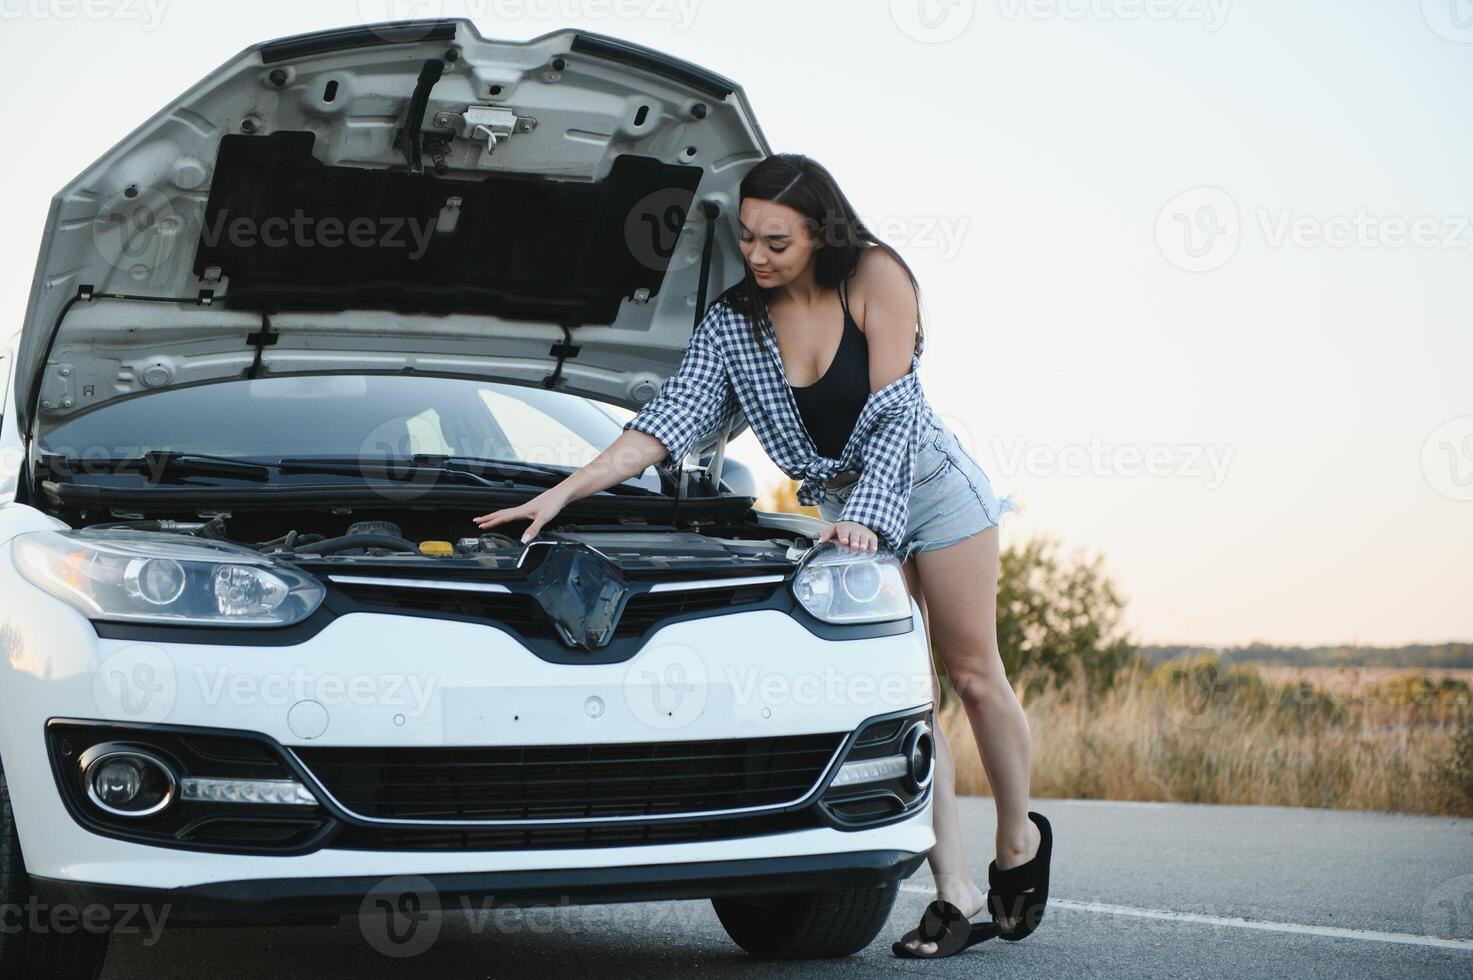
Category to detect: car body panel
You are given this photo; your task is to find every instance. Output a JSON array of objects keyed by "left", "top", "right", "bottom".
[{"left": 16, "top": 21, "right": 766, "bottom": 443}]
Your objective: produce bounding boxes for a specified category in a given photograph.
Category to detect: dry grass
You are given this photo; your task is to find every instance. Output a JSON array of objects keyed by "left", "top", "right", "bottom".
[{"left": 938, "top": 660, "right": 1473, "bottom": 816}]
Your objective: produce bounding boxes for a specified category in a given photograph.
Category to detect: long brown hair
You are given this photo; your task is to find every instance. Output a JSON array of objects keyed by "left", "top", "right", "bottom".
[{"left": 717, "top": 152, "right": 924, "bottom": 356}]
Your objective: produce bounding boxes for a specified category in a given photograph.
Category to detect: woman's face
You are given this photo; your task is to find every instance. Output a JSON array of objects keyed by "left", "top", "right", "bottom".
[{"left": 738, "top": 198, "right": 821, "bottom": 288}]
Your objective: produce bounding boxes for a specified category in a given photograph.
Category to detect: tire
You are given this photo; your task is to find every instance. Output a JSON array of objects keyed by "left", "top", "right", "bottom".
[
  {"left": 0, "top": 756, "right": 111, "bottom": 980},
  {"left": 712, "top": 881, "right": 899, "bottom": 959}
]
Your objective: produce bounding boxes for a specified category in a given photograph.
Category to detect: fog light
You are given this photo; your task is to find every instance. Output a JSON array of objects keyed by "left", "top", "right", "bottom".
[
  {"left": 81, "top": 747, "right": 176, "bottom": 818},
  {"left": 902, "top": 723, "right": 935, "bottom": 791}
]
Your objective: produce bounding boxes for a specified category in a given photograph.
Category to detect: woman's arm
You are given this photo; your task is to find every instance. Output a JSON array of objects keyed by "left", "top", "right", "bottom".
[
  {"left": 619, "top": 301, "right": 740, "bottom": 469},
  {"left": 474, "top": 303, "right": 738, "bottom": 540}
]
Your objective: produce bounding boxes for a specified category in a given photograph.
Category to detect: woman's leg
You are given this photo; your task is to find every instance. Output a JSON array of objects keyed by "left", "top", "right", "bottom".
[
  {"left": 896, "top": 555, "right": 987, "bottom": 954},
  {"left": 910, "top": 525, "right": 1041, "bottom": 950}
]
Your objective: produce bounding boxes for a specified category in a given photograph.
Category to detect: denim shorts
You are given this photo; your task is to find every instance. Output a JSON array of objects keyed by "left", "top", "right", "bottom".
[{"left": 818, "top": 416, "right": 1016, "bottom": 564}]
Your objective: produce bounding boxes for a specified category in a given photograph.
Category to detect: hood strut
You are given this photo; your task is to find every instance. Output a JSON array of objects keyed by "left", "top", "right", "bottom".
[
  {"left": 24, "top": 286, "right": 216, "bottom": 445},
  {"left": 398, "top": 58, "right": 447, "bottom": 176},
  {"left": 666, "top": 199, "right": 726, "bottom": 528}
]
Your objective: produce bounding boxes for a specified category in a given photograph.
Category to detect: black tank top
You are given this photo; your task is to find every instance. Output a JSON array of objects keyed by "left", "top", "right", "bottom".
[{"left": 788, "top": 279, "right": 868, "bottom": 459}]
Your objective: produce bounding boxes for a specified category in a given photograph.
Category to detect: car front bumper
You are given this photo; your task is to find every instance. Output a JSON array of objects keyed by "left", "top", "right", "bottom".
[{"left": 0, "top": 551, "right": 936, "bottom": 914}]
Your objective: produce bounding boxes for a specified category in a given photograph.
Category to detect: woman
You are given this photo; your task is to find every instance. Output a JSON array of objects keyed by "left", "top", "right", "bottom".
[{"left": 471, "top": 154, "right": 1052, "bottom": 959}]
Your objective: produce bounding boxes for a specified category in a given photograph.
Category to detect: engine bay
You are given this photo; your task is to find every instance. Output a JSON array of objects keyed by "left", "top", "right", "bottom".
[{"left": 62, "top": 507, "right": 819, "bottom": 575}]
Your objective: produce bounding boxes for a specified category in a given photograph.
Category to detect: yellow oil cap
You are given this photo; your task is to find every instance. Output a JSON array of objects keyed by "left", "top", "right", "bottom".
[{"left": 418, "top": 540, "right": 455, "bottom": 557}]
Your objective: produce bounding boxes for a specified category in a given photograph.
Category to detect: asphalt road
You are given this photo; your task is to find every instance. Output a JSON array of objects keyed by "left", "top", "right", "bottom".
[{"left": 100, "top": 797, "right": 1473, "bottom": 979}]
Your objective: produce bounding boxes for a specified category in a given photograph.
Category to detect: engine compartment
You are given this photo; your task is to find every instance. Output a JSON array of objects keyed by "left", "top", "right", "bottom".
[{"left": 62, "top": 505, "right": 819, "bottom": 574}]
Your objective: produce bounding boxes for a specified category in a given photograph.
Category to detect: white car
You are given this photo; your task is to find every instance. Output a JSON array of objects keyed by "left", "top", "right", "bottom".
[{"left": 0, "top": 21, "right": 935, "bottom": 975}]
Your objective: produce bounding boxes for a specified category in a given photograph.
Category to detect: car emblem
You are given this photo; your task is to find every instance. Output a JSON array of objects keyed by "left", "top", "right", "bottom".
[{"left": 523, "top": 543, "right": 630, "bottom": 651}]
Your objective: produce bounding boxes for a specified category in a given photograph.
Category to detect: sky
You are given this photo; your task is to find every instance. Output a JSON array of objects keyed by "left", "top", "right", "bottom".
[{"left": 0, "top": 0, "right": 1468, "bottom": 647}]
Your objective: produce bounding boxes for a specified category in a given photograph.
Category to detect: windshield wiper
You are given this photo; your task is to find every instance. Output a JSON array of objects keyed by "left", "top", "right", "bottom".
[
  {"left": 443, "top": 456, "right": 663, "bottom": 497},
  {"left": 44, "top": 452, "right": 271, "bottom": 484},
  {"left": 276, "top": 455, "right": 661, "bottom": 496},
  {"left": 276, "top": 455, "right": 504, "bottom": 489}
]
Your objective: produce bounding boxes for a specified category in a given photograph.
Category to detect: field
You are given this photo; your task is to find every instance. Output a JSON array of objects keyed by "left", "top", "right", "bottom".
[{"left": 939, "top": 660, "right": 1473, "bottom": 816}]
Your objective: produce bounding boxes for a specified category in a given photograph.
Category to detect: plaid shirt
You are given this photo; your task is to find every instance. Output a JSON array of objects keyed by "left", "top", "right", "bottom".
[{"left": 623, "top": 295, "right": 940, "bottom": 552}]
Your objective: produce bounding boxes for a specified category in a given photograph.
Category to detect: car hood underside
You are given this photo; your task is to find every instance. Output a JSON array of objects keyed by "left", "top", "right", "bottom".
[{"left": 16, "top": 21, "right": 768, "bottom": 445}]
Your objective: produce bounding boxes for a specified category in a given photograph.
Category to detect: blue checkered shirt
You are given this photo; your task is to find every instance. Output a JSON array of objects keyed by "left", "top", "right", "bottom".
[{"left": 623, "top": 296, "right": 942, "bottom": 552}]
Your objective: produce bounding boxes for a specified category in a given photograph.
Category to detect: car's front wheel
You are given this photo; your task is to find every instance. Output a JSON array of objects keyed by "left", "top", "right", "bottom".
[
  {"left": 0, "top": 756, "right": 111, "bottom": 980},
  {"left": 712, "top": 881, "right": 900, "bottom": 959}
]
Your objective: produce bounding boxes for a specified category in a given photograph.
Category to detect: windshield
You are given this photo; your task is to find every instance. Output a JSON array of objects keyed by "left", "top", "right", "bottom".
[{"left": 39, "top": 375, "right": 660, "bottom": 492}]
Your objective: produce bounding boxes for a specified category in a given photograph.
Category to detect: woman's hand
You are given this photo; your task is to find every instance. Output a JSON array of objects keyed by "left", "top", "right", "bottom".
[
  {"left": 817, "top": 520, "right": 878, "bottom": 553},
  {"left": 472, "top": 489, "right": 569, "bottom": 544}
]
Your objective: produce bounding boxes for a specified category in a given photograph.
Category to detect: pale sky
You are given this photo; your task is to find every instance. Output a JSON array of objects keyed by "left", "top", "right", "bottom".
[{"left": 1, "top": 0, "right": 1468, "bottom": 647}]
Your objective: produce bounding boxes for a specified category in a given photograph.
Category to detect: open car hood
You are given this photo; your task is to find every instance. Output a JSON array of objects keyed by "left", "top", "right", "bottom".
[{"left": 16, "top": 21, "right": 767, "bottom": 453}]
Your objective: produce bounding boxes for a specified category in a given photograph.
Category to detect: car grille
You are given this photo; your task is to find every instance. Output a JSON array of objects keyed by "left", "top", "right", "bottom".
[
  {"left": 330, "top": 581, "right": 781, "bottom": 640},
  {"left": 294, "top": 732, "right": 845, "bottom": 822}
]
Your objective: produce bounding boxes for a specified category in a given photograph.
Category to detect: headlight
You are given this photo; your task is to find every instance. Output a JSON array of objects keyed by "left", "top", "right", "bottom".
[
  {"left": 12, "top": 529, "right": 324, "bottom": 627},
  {"left": 792, "top": 543, "right": 911, "bottom": 624}
]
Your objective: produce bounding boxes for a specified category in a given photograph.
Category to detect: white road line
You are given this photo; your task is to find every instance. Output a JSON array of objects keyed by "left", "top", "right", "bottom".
[{"left": 896, "top": 885, "right": 1473, "bottom": 951}]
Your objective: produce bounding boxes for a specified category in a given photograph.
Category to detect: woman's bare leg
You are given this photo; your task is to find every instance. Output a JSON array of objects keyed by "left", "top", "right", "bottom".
[
  {"left": 895, "top": 556, "right": 984, "bottom": 953},
  {"left": 900, "top": 525, "right": 1041, "bottom": 954}
]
